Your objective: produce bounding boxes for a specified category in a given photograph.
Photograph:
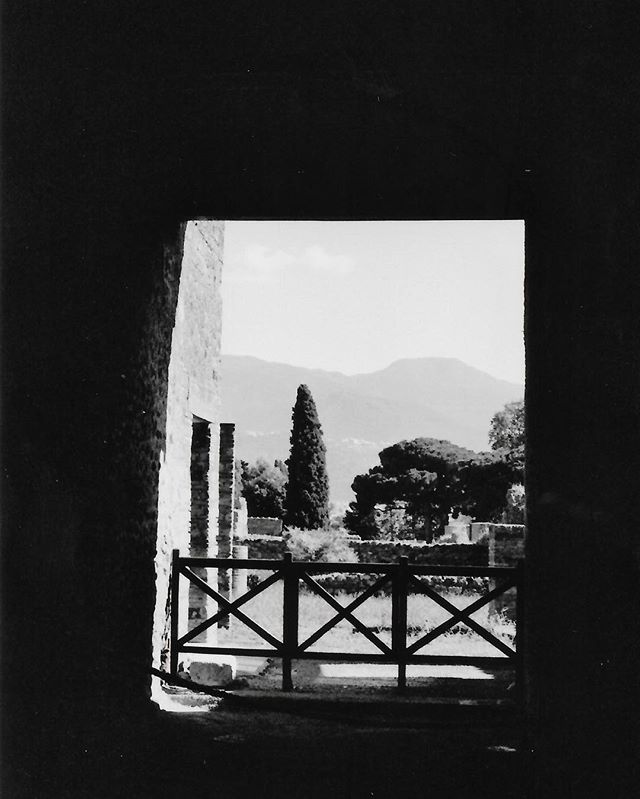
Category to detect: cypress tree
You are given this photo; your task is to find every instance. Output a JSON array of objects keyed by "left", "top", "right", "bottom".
[{"left": 284, "top": 384, "right": 330, "bottom": 529}]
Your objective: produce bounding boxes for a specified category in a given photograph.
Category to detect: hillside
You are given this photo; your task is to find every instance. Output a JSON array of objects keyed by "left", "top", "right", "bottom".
[{"left": 221, "top": 355, "right": 523, "bottom": 507}]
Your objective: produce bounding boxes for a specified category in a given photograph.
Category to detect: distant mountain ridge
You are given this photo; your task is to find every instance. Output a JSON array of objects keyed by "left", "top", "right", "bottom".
[{"left": 221, "top": 355, "right": 523, "bottom": 507}]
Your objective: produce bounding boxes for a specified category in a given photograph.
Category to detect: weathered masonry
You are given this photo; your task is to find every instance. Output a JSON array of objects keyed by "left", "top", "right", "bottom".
[
  {"left": 217, "top": 422, "right": 237, "bottom": 608},
  {"left": 152, "top": 224, "right": 241, "bottom": 670},
  {"left": 153, "top": 221, "right": 223, "bottom": 668}
]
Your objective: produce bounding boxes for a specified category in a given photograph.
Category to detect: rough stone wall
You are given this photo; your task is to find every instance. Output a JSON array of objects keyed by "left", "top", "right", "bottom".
[
  {"left": 241, "top": 536, "right": 490, "bottom": 567},
  {"left": 217, "top": 423, "right": 236, "bottom": 556},
  {"left": 244, "top": 535, "right": 287, "bottom": 560},
  {"left": 99, "top": 231, "right": 185, "bottom": 700},
  {"left": 189, "top": 422, "right": 212, "bottom": 557},
  {"left": 247, "top": 517, "right": 284, "bottom": 537},
  {"left": 217, "top": 423, "right": 236, "bottom": 604},
  {"left": 153, "top": 220, "right": 223, "bottom": 669},
  {"left": 354, "top": 540, "right": 490, "bottom": 567},
  {"left": 488, "top": 524, "right": 525, "bottom": 567},
  {"left": 228, "top": 534, "right": 528, "bottom": 570},
  {"left": 188, "top": 421, "right": 213, "bottom": 642}
]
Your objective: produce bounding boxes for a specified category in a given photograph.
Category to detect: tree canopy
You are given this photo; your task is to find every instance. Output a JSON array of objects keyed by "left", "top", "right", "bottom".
[
  {"left": 284, "top": 384, "right": 330, "bottom": 530},
  {"left": 489, "top": 400, "right": 524, "bottom": 470},
  {"left": 488, "top": 399, "right": 525, "bottom": 520},
  {"left": 345, "top": 437, "right": 521, "bottom": 540},
  {"left": 346, "top": 438, "right": 469, "bottom": 540},
  {"left": 455, "top": 451, "right": 522, "bottom": 522},
  {"left": 240, "top": 458, "right": 287, "bottom": 518}
]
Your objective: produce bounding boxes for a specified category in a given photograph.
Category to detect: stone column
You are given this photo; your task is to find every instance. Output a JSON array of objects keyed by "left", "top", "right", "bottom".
[
  {"left": 188, "top": 420, "right": 213, "bottom": 643},
  {"left": 232, "top": 544, "right": 249, "bottom": 599},
  {"left": 217, "top": 423, "right": 236, "bottom": 624}
]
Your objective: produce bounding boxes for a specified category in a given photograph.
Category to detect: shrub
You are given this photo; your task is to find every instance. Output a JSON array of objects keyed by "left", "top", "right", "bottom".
[
  {"left": 240, "top": 458, "right": 287, "bottom": 518},
  {"left": 284, "top": 527, "right": 357, "bottom": 563}
]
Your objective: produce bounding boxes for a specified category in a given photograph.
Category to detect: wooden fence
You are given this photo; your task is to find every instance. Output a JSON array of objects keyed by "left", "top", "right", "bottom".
[{"left": 170, "top": 551, "right": 523, "bottom": 693}]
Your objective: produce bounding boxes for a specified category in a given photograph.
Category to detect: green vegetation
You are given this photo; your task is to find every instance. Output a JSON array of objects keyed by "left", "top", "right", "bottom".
[
  {"left": 284, "top": 384, "right": 330, "bottom": 530},
  {"left": 345, "top": 437, "right": 520, "bottom": 540},
  {"left": 344, "top": 398, "right": 526, "bottom": 540},
  {"left": 240, "top": 457, "right": 287, "bottom": 517},
  {"left": 284, "top": 528, "right": 355, "bottom": 563},
  {"left": 489, "top": 399, "right": 524, "bottom": 470},
  {"left": 456, "top": 450, "right": 522, "bottom": 522},
  {"left": 489, "top": 399, "right": 525, "bottom": 522}
]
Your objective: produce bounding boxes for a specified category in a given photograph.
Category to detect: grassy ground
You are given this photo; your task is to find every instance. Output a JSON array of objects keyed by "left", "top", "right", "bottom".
[{"left": 214, "top": 575, "right": 516, "bottom": 658}]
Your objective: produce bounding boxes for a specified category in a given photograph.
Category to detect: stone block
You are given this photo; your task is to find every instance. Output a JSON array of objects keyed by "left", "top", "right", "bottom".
[{"left": 179, "top": 655, "right": 237, "bottom": 686}]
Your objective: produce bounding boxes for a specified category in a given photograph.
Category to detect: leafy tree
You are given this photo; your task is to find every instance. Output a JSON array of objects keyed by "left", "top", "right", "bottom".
[
  {"left": 345, "top": 437, "right": 522, "bottom": 539},
  {"left": 240, "top": 458, "right": 287, "bottom": 518},
  {"left": 489, "top": 400, "right": 525, "bottom": 470},
  {"left": 284, "top": 528, "right": 355, "bottom": 562},
  {"left": 456, "top": 451, "right": 521, "bottom": 523},
  {"left": 284, "top": 384, "right": 330, "bottom": 529},
  {"left": 486, "top": 399, "right": 526, "bottom": 522},
  {"left": 345, "top": 438, "right": 477, "bottom": 541}
]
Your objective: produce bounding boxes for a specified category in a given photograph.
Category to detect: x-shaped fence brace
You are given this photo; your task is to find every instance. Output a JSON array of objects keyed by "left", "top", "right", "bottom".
[
  {"left": 170, "top": 553, "right": 522, "bottom": 693},
  {"left": 177, "top": 565, "right": 284, "bottom": 650},
  {"left": 406, "top": 575, "right": 517, "bottom": 658},
  {"left": 175, "top": 563, "right": 515, "bottom": 659},
  {"left": 297, "top": 571, "right": 393, "bottom": 654}
]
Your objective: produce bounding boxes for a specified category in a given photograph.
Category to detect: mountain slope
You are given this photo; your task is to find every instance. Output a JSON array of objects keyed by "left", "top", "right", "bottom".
[{"left": 221, "top": 355, "right": 523, "bottom": 507}]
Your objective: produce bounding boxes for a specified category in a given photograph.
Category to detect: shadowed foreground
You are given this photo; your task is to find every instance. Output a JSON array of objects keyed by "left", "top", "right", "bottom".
[{"left": 10, "top": 692, "right": 525, "bottom": 798}]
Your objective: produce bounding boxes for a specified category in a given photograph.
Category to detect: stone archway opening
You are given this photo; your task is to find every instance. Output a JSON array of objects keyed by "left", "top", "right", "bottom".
[
  {"left": 184, "top": 219, "right": 522, "bottom": 700},
  {"left": 150, "top": 220, "right": 225, "bottom": 703}
]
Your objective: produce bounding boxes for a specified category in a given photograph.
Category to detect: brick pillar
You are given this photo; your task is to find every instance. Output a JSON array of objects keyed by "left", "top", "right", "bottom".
[
  {"left": 217, "top": 423, "right": 236, "bottom": 624},
  {"left": 188, "top": 420, "right": 214, "bottom": 643}
]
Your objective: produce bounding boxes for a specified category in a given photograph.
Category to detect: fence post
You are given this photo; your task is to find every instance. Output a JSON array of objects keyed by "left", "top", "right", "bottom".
[
  {"left": 170, "top": 549, "right": 180, "bottom": 677},
  {"left": 515, "top": 558, "right": 525, "bottom": 714},
  {"left": 392, "top": 556, "right": 409, "bottom": 692},
  {"left": 282, "top": 552, "right": 298, "bottom": 691}
]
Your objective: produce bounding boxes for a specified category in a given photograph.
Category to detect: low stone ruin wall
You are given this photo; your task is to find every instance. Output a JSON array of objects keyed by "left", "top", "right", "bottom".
[
  {"left": 353, "top": 539, "right": 489, "bottom": 566},
  {"left": 247, "top": 517, "right": 283, "bottom": 536},
  {"left": 241, "top": 534, "right": 286, "bottom": 560},
  {"left": 237, "top": 527, "right": 524, "bottom": 623},
  {"left": 240, "top": 527, "right": 525, "bottom": 568},
  {"left": 487, "top": 524, "right": 525, "bottom": 566}
]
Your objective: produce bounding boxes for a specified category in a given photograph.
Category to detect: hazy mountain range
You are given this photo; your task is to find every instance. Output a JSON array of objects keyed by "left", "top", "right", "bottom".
[{"left": 221, "top": 355, "right": 524, "bottom": 507}]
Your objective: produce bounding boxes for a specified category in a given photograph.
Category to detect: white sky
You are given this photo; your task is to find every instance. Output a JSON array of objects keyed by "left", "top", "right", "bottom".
[{"left": 221, "top": 220, "right": 525, "bottom": 384}]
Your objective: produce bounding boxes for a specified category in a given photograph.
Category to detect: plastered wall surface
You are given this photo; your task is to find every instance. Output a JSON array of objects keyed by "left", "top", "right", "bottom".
[{"left": 153, "top": 221, "right": 224, "bottom": 668}]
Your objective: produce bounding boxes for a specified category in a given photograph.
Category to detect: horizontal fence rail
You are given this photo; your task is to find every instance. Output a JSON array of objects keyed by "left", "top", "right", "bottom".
[{"left": 170, "top": 551, "right": 523, "bottom": 694}]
